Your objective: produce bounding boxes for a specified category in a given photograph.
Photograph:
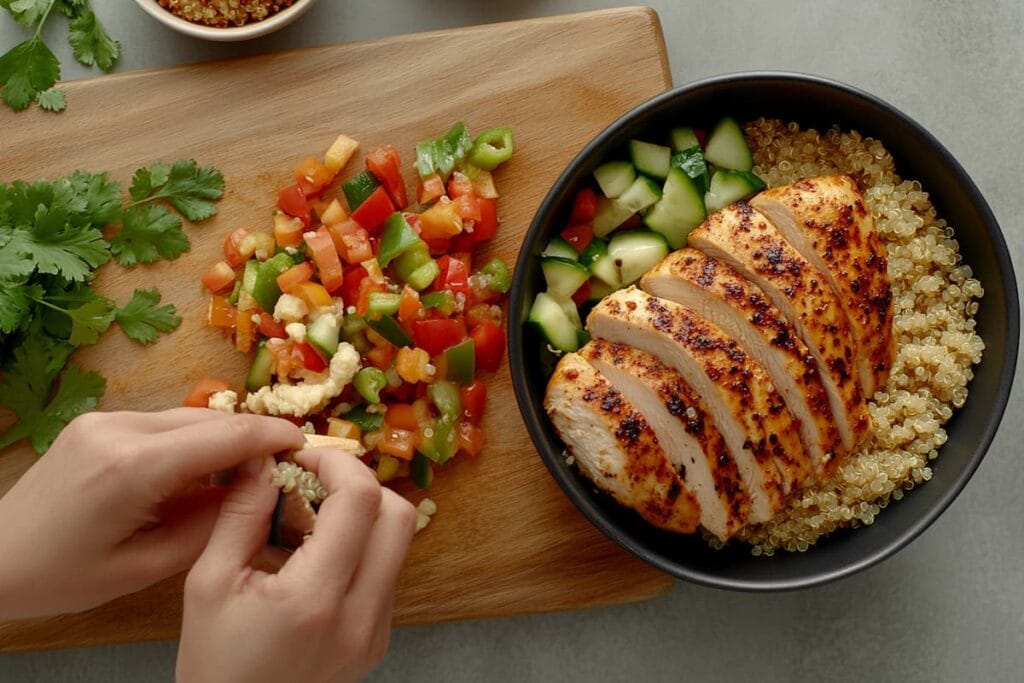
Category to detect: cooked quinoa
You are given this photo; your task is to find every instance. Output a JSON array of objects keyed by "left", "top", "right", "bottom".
[
  {"left": 731, "top": 119, "right": 985, "bottom": 555},
  {"left": 158, "top": 0, "right": 295, "bottom": 28},
  {"left": 272, "top": 461, "right": 327, "bottom": 504}
]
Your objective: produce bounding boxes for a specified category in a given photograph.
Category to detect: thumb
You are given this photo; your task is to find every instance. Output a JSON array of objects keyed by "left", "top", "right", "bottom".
[{"left": 193, "top": 455, "right": 279, "bottom": 576}]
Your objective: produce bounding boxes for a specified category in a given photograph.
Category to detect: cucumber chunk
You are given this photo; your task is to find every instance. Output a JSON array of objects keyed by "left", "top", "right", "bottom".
[
  {"left": 629, "top": 140, "right": 672, "bottom": 180},
  {"left": 704, "top": 169, "right": 768, "bottom": 213},
  {"left": 246, "top": 343, "right": 275, "bottom": 392},
  {"left": 644, "top": 167, "right": 707, "bottom": 249},
  {"left": 671, "top": 146, "right": 710, "bottom": 194},
  {"left": 558, "top": 297, "right": 583, "bottom": 329},
  {"left": 608, "top": 230, "right": 670, "bottom": 285},
  {"left": 670, "top": 127, "right": 700, "bottom": 152},
  {"left": 704, "top": 117, "right": 754, "bottom": 172},
  {"left": 586, "top": 277, "right": 616, "bottom": 303},
  {"left": 593, "top": 196, "right": 635, "bottom": 237},
  {"left": 593, "top": 161, "right": 637, "bottom": 199},
  {"left": 529, "top": 292, "right": 581, "bottom": 352},
  {"left": 541, "top": 236, "right": 579, "bottom": 261},
  {"left": 589, "top": 250, "right": 622, "bottom": 289},
  {"left": 617, "top": 175, "right": 662, "bottom": 213},
  {"left": 541, "top": 257, "right": 590, "bottom": 300},
  {"left": 307, "top": 314, "right": 340, "bottom": 357},
  {"left": 579, "top": 237, "right": 608, "bottom": 271}
]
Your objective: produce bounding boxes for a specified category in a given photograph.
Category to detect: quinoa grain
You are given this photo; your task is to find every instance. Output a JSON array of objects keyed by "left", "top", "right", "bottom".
[{"left": 157, "top": 0, "right": 295, "bottom": 28}]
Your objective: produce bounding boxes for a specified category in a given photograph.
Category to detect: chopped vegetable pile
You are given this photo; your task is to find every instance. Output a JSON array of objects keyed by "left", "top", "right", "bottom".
[
  {"left": 0, "top": 160, "right": 225, "bottom": 453},
  {"left": 189, "top": 122, "right": 514, "bottom": 488},
  {"left": 529, "top": 116, "right": 766, "bottom": 353},
  {"left": 0, "top": 0, "right": 120, "bottom": 112}
]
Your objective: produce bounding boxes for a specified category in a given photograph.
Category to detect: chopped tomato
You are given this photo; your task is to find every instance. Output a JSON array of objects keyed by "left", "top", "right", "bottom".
[
  {"left": 472, "top": 197, "right": 498, "bottom": 242},
  {"left": 292, "top": 281, "right": 334, "bottom": 310},
  {"left": 202, "top": 261, "right": 236, "bottom": 294},
  {"left": 419, "top": 197, "right": 463, "bottom": 240},
  {"left": 341, "top": 266, "right": 368, "bottom": 305},
  {"left": 621, "top": 213, "right": 645, "bottom": 230},
  {"left": 351, "top": 186, "right": 394, "bottom": 233},
  {"left": 447, "top": 232, "right": 476, "bottom": 253},
  {"left": 277, "top": 184, "right": 311, "bottom": 225},
  {"left": 366, "top": 146, "right": 408, "bottom": 209},
  {"left": 184, "top": 378, "right": 230, "bottom": 408},
  {"left": 292, "top": 341, "right": 327, "bottom": 372},
  {"left": 460, "top": 380, "right": 487, "bottom": 425},
  {"left": 384, "top": 381, "right": 416, "bottom": 404},
  {"left": 695, "top": 129, "right": 708, "bottom": 148},
  {"left": 456, "top": 421, "right": 484, "bottom": 457},
  {"left": 274, "top": 213, "right": 305, "bottom": 247},
  {"left": 304, "top": 229, "right": 344, "bottom": 293},
  {"left": 424, "top": 237, "right": 452, "bottom": 255},
  {"left": 294, "top": 156, "right": 334, "bottom": 197},
  {"left": 223, "top": 228, "right": 252, "bottom": 267},
  {"left": 258, "top": 312, "right": 288, "bottom": 338},
  {"left": 447, "top": 171, "right": 474, "bottom": 198},
  {"left": 470, "top": 321, "right": 505, "bottom": 372},
  {"left": 379, "top": 427, "right": 416, "bottom": 460},
  {"left": 207, "top": 296, "right": 236, "bottom": 329},
  {"left": 569, "top": 187, "right": 598, "bottom": 223},
  {"left": 276, "top": 261, "right": 314, "bottom": 294},
  {"left": 398, "top": 285, "right": 422, "bottom": 323},
  {"left": 365, "top": 343, "right": 396, "bottom": 371},
  {"left": 434, "top": 255, "right": 472, "bottom": 301},
  {"left": 560, "top": 222, "right": 593, "bottom": 253},
  {"left": 571, "top": 279, "right": 592, "bottom": 307},
  {"left": 334, "top": 223, "right": 374, "bottom": 265},
  {"left": 452, "top": 194, "right": 482, "bottom": 222},
  {"left": 268, "top": 339, "right": 294, "bottom": 379},
  {"left": 384, "top": 403, "right": 419, "bottom": 432},
  {"left": 235, "top": 307, "right": 256, "bottom": 353},
  {"left": 418, "top": 173, "right": 446, "bottom": 204},
  {"left": 412, "top": 317, "right": 467, "bottom": 356}
]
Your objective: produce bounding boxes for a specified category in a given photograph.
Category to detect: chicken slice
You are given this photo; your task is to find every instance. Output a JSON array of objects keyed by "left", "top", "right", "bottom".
[
  {"left": 751, "top": 175, "right": 894, "bottom": 396},
  {"left": 544, "top": 353, "right": 701, "bottom": 534},
  {"left": 687, "top": 203, "right": 871, "bottom": 449},
  {"left": 588, "top": 287, "right": 808, "bottom": 522},
  {"left": 580, "top": 340, "right": 750, "bottom": 540},
  {"left": 642, "top": 249, "right": 844, "bottom": 477}
]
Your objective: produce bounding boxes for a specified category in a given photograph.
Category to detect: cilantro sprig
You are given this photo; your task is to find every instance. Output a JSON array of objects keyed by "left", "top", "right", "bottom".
[
  {"left": 0, "top": 0, "right": 120, "bottom": 112},
  {"left": 0, "top": 160, "right": 224, "bottom": 454}
]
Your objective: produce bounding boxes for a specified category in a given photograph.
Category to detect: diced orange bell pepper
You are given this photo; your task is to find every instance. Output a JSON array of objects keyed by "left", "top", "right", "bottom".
[
  {"left": 292, "top": 281, "right": 334, "bottom": 310},
  {"left": 277, "top": 262, "right": 315, "bottom": 294},
  {"left": 365, "top": 343, "right": 396, "bottom": 371},
  {"left": 327, "top": 417, "right": 361, "bottom": 440},
  {"left": 202, "top": 261, "right": 237, "bottom": 294},
  {"left": 274, "top": 213, "right": 305, "bottom": 247},
  {"left": 456, "top": 421, "right": 484, "bottom": 457},
  {"left": 397, "top": 285, "right": 422, "bottom": 323},
  {"left": 207, "top": 296, "right": 236, "bottom": 329},
  {"left": 378, "top": 427, "right": 416, "bottom": 460},
  {"left": 418, "top": 173, "right": 446, "bottom": 205},
  {"left": 418, "top": 196, "right": 463, "bottom": 240},
  {"left": 384, "top": 403, "right": 419, "bottom": 432},
  {"left": 235, "top": 307, "right": 256, "bottom": 353},
  {"left": 183, "top": 378, "right": 230, "bottom": 408}
]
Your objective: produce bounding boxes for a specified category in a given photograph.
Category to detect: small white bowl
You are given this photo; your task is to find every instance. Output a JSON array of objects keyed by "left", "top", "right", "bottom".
[{"left": 133, "top": 0, "right": 317, "bottom": 42}]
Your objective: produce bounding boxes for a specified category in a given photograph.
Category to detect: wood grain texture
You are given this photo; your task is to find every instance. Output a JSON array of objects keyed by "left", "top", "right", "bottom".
[{"left": 0, "top": 7, "right": 673, "bottom": 652}]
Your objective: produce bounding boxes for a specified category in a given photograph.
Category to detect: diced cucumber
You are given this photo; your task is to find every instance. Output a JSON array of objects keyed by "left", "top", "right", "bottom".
[
  {"left": 579, "top": 237, "right": 608, "bottom": 271},
  {"left": 558, "top": 297, "right": 583, "bottom": 329},
  {"left": 529, "top": 292, "right": 581, "bottom": 352},
  {"left": 644, "top": 167, "right": 707, "bottom": 249},
  {"left": 246, "top": 342, "right": 275, "bottom": 392},
  {"left": 542, "top": 236, "right": 579, "bottom": 261},
  {"left": 704, "top": 117, "right": 754, "bottom": 171},
  {"left": 617, "top": 175, "right": 662, "bottom": 213},
  {"left": 629, "top": 140, "right": 672, "bottom": 180},
  {"left": 242, "top": 259, "right": 259, "bottom": 294},
  {"left": 593, "top": 161, "right": 637, "bottom": 198},
  {"left": 593, "top": 196, "right": 635, "bottom": 237},
  {"left": 587, "top": 277, "right": 616, "bottom": 303},
  {"left": 608, "top": 230, "right": 670, "bottom": 285},
  {"left": 307, "top": 314, "right": 340, "bottom": 357},
  {"left": 671, "top": 147, "right": 710, "bottom": 194},
  {"left": 541, "top": 257, "right": 590, "bottom": 300},
  {"left": 670, "top": 127, "right": 700, "bottom": 152},
  {"left": 704, "top": 169, "right": 768, "bottom": 213},
  {"left": 589, "top": 251, "right": 622, "bottom": 288}
]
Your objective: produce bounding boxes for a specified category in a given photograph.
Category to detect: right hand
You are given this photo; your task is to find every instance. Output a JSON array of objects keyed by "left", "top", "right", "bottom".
[{"left": 176, "top": 446, "right": 417, "bottom": 683}]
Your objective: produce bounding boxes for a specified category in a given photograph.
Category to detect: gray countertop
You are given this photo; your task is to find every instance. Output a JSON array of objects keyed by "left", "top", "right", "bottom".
[{"left": 2, "top": 1, "right": 1022, "bottom": 681}]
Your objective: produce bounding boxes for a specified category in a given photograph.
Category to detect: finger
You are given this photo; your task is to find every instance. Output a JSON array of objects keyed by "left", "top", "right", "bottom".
[
  {"left": 117, "top": 407, "right": 235, "bottom": 434},
  {"left": 342, "top": 489, "right": 416, "bottom": 617},
  {"left": 279, "top": 447, "right": 382, "bottom": 593},
  {"left": 143, "top": 413, "right": 304, "bottom": 494},
  {"left": 192, "top": 455, "right": 278, "bottom": 576}
]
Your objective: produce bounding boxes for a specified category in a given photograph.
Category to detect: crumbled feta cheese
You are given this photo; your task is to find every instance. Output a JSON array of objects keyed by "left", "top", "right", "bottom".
[
  {"left": 285, "top": 322, "right": 307, "bottom": 343},
  {"left": 284, "top": 245, "right": 300, "bottom": 255},
  {"left": 254, "top": 249, "right": 270, "bottom": 260},
  {"left": 346, "top": 305, "right": 357, "bottom": 315},
  {"left": 273, "top": 294, "right": 308, "bottom": 323},
  {"left": 300, "top": 421, "right": 316, "bottom": 434},
  {"left": 207, "top": 390, "right": 238, "bottom": 413},
  {"left": 245, "top": 343, "right": 361, "bottom": 417},
  {"left": 250, "top": 313, "right": 261, "bottom": 325},
  {"left": 415, "top": 498, "right": 437, "bottom": 533}
]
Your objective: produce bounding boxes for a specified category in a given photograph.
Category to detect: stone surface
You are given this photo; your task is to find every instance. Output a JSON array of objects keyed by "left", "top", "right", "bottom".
[{"left": 1, "top": 1, "right": 1022, "bottom": 680}]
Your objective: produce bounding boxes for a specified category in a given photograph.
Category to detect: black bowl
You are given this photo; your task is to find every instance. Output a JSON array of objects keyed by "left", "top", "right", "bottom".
[{"left": 508, "top": 72, "right": 1020, "bottom": 591}]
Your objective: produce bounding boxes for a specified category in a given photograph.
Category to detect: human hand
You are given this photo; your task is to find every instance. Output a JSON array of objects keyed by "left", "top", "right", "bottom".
[
  {"left": 0, "top": 409, "right": 304, "bottom": 620},
  {"left": 176, "top": 446, "right": 417, "bottom": 683}
]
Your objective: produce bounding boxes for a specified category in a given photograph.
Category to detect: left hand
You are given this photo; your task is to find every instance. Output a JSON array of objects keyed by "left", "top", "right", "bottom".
[{"left": 0, "top": 408, "right": 304, "bottom": 620}]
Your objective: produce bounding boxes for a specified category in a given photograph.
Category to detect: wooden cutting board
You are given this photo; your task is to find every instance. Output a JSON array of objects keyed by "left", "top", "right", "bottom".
[{"left": 0, "top": 7, "right": 673, "bottom": 652}]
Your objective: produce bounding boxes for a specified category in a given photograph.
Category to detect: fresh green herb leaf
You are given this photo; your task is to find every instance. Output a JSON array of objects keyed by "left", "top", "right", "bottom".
[
  {"left": 115, "top": 288, "right": 181, "bottom": 344},
  {"left": 0, "top": 37, "right": 60, "bottom": 111},
  {"left": 36, "top": 85, "right": 65, "bottom": 111},
  {"left": 109, "top": 205, "right": 189, "bottom": 267},
  {"left": 0, "top": 235, "right": 35, "bottom": 280},
  {"left": 67, "top": 6, "right": 119, "bottom": 70},
  {"left": 130, "top": 159, "right": 226, "bottom": 221},
  {"left": 0, "top": 281, "right": 40, "bottom": 334},
  {"left": 1, "top": 0, "right": 53, "bottom": 27},
  {"left": 6, "top": 222, "right": 110, "bottom": 282},
  {"left": 61, "top": 171, "right": 122, "bottom": 227},
  {"left": 64, "top": 296, "right": 114, "bottom": 345}
]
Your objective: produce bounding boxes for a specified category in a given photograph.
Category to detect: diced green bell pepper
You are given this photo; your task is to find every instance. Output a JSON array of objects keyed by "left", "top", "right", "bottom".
[
  {"left": 415, "top": 122, "right": 473, "bottom": 180},
  {"left": 478, "top": 258, "right": 511, "bottom": 294},
  {"left": 246, "top": 342, "right": 275, "bottom": 392},
  {"left": 226, "top": 278, "right": 242, "bottom": 307},
  {"left": 469, "top": 127, "right": 514, "bottom": 171},
  {"left": 393, "top": 242, "right": 432, "bottom": 282},
  {"left": 354, "top": 367, "right": 387, "bottom": 404},
  {"left": 341, "top": 315, "right": 372, "bottom": 355},
  {"left": 342, "top": 171, "right": 381, "bottom": 210},
  {"left": 421, "top": 290, "right": 457, "bottom": 315},
  {"left": 252, "top": 252, "right": 295, "bottom": 312},
  {"left": 418, "top": 418, "right": 457, "bottom": 464},
  {"left": 343, "top": 405, "right": 384, "bottom": 434},
  {"left": 406, "top": 260, "right": 440, "bottom": 292},
  {"left": 367, "top": 292, "right": 401, "bottom": 320},
  {"left": 242, "top": 259, "right": 260, "bottom": 294},
  {"left": 378, "top": 213, "right": 423, "bottom": 268},
  {"left": 427, "top": 380, "right": 462, "bottom": 424},
  {"left": 444, "top": 338, "right": 475, "bottom": 385},
  {"left": 411, "top": 451, "right": 433, "bottom": 488},
  {"left": 365, "top": 314, "right": 412, "bottom": 347}
]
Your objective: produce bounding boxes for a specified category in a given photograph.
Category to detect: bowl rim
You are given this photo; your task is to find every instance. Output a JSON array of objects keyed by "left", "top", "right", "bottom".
[
  {"left": 508, "top": 70, "right": 1020, "bottom": 591},
  {"left": 131, "top": 0, "right": 316, "bottom": 42}
]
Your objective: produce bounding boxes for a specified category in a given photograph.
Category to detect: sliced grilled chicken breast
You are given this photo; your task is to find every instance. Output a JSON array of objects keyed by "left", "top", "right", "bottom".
[
  {"left": 687, "top": 203, "right": 871, "bottom": 449},
  {"left": 641, "top": 249, "right": 844, "bottom": 477},
  {"left": 751, "top": 175, "right": 894, "bottom": 396},
  {"left": 588, "top": 287, "right": 809, "bottom": 522},
  {"left": 580, "top": 340, "right": 750, "bottom": 540},
  {"left": 545, "top": 353, "right": 701, "bottom": 533}
]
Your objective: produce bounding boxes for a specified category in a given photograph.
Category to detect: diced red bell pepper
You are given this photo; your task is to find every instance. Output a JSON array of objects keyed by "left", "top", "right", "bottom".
[
  {"left": 294, "top": 156, "right": 334, "bottom": 197},
  {"left": 365, "top": 343, "right": 397, "bottom": 371},
  {"left": 341, "top": 265, "right": 368, "bottom": 305},
  {"left": 293, "top": 341, "right": 328, "bottom": 373},
  {"left": 447, "top": 172, "right": 475, "bottom": 198},
  {"left": 460, "top": 380, "right": 487, "bottom": 425},
  {"left": 472, "top": 197, "right": 499, "bottom": 242},
  {"left": 411, "top": 317, "right": 467, "bottom": 356},
  {"left": 366, "top": 146, "right": 408, "bottom": 209},
  {"left": 470, "top": 321, "right": 505, "bottom": 372},
  {"left": 434, "top": 255, "right": 472, "bottom": 301},
  {"left": 278, "top": 184, "right": 311, "bottom": 225},
  {"left": 304, "top": 229, "right": 345, "bottom": 293},
  {"left": 569, "top": 187, "right": 598, "bottom": 223},
  {"left": 452, "top": 194, "right": 482, "bottom": 222},
  {"left": 560, "top": 222, "right": 593, "bottom": 253},
  {"left": 351, "top": 186, "right": 395, "bottom": 233},
  {"left": 258, "top": 312, "right": 288, "bottom": 339}
]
